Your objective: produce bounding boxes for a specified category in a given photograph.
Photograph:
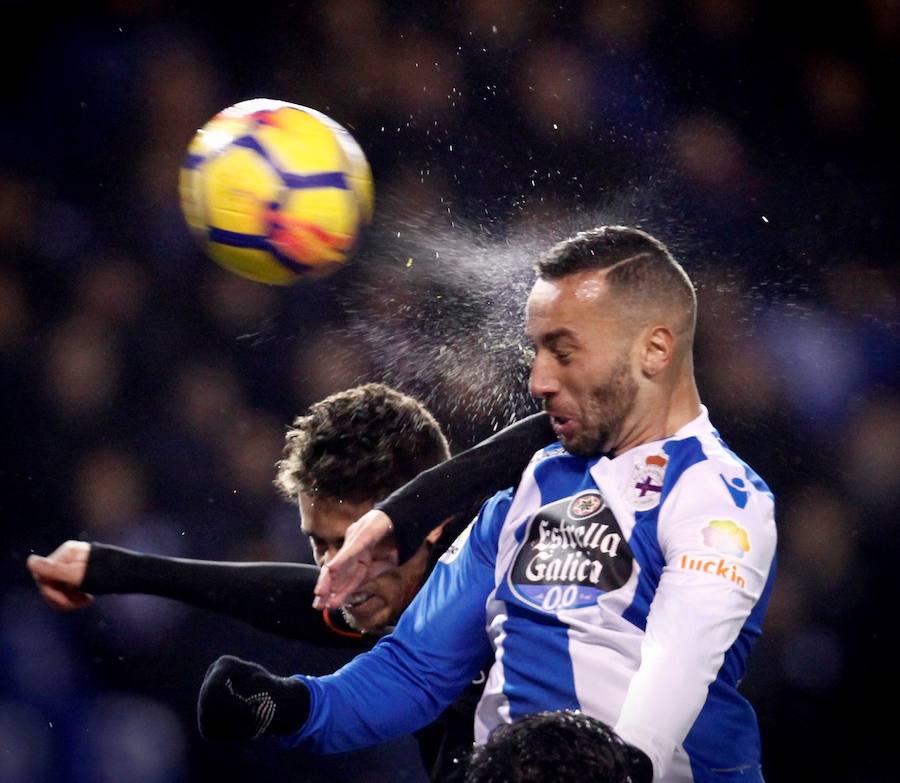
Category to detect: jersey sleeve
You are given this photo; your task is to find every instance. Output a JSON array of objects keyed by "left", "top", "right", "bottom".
[
  {"left": 613, "top": 459, "right": 777, "bottom": 778},
  {"left": 376, "top": 413, "right": 554, "bottom": 562},
  {"left": 283, "top": 489, "right": 513, "bottom": 754},
  {"left": 83, "top": 543, "right": 368, "bottom": 648}
]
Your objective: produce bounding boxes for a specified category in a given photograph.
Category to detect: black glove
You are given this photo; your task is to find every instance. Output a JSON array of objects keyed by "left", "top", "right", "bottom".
[
  {"left": 626, "top": 744, "right": 654, "bottom": 783},
  {"left": 197, "top": 655, "right": 310, "bottom": 741}
]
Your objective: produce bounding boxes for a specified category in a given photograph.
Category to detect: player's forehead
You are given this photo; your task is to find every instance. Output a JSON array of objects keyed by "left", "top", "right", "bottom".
[
  {"left": 526, "top": 270, "right": 614, "bottom": 338},
  {"left": 298, "top": 492, "right": 372, "bottom": 538}
]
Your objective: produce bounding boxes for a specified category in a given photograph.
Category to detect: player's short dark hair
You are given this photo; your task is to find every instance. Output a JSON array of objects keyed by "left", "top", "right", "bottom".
[
  {"left": 274, "top": 383, "right": 450, "bottom": 504},
  {"left": 537, "top": 226, "right": 696, "bottom": 335},
  {"left": 464, "top": 711, "right": 637, "bottom": 783}
]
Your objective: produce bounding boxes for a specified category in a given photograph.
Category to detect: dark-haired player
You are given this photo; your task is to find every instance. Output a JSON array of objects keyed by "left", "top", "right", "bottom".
[
  {"left": 201, "top": 227, "right": 777, "bottom": 783},
  {"left": 29, "top": 382, "right": 529, "bottom": 780},
  {"left": 465, "top": 711, "right": 646, "bottom": 783}
]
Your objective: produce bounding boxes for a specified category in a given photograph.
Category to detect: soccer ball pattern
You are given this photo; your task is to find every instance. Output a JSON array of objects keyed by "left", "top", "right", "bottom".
[{"left": 179, "top": 99, "right": 374, "bottom": 285}]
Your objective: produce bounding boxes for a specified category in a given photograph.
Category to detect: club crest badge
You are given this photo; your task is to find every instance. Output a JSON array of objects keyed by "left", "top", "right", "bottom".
[
  {"left": 628, "top": 453, "right": 668, "bottom": 510},
  {"left": 568, "top": 491, "right": 604, "bottom": 519}
]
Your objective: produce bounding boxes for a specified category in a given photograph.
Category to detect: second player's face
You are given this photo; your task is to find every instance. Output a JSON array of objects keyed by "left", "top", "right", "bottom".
[
  {"left": 299, "top": 492, "right": 430, "bottom": 633},
  {"left": 340, "top": 544, "right": 432, "bottom": 633},
  {"left": 526, "top": 270, "right": 639, "bottom": 456}
]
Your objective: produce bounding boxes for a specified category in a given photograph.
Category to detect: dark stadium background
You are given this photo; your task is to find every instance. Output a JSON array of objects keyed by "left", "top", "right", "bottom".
[{"left": 2, "top": 1, "right": 897, "bottom": 781}]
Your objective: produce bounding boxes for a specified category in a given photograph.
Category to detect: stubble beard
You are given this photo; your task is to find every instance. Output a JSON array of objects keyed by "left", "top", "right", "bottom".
[{"left": 563, "top": 357, "right": 639, "bottom": 456}]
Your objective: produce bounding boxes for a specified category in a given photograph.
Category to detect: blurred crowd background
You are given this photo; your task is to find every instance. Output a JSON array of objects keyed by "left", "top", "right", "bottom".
[{"left": 2, "top": 1, "right": 897, "bottom": 781}]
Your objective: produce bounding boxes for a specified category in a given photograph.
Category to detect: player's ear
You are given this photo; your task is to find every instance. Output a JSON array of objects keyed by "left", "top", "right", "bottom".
[{"left": 641, "top": 325, "right": 674, "bottom": 377}]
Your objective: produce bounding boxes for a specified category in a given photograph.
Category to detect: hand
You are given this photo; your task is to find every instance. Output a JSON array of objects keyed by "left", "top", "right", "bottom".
[
  {"left": 312, "top": 509, "right": 397, "bottom": 610},
  {"left": 27, "top": 540, "right": 94, "bottom": 611},
  {"left": 197, "top": 655, "right": 310, "bottom": 741}
]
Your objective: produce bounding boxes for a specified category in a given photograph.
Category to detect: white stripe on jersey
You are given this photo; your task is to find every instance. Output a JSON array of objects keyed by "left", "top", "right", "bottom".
[{"left": 474, "top": 406, "right": 776, "bottom": 782}]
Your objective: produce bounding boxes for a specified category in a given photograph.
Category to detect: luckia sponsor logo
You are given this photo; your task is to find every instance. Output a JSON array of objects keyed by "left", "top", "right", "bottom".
[
  {"left": 678, "top": 554, "right": 747, "bottom": 589},
  {"left": 677, "top": 519, "right": 752, "bottom": 589}
]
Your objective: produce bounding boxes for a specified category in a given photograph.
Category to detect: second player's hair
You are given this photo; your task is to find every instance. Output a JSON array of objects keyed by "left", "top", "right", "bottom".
[
  {"left": 274, "top": 383, "right": 450, "bottom": 504},
  {"left": 537, "top": 225, "right": 697, "bottom": 336},
  {"left": 464, "top": 710, "right": 637, "bottom": 783}
]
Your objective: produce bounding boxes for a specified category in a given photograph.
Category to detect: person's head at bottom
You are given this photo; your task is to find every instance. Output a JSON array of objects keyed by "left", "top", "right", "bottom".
[
  {"left": 464, "top": 711, "right": 652, "bottom": 783},
  {"left": 274, "top": 382, "right": 451, "bottom": 633}
]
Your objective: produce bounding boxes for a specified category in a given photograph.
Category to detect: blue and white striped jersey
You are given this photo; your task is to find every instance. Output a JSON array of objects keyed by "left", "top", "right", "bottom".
[{"left": 287, "top": 406, "right": 777, "bottom": 782}]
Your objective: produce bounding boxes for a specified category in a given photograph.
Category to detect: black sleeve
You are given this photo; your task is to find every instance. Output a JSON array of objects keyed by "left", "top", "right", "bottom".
[
  {"left": 82, "top": 543, "right": 370, "bottom": 649},
  {"left": 375, "top": 411, "right": 555, "bottom": 562}
]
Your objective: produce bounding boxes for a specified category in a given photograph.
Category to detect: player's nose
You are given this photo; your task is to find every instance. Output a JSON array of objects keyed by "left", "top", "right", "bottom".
[{"left": 529, "top": 353, "right": 559, "bottom": 399}]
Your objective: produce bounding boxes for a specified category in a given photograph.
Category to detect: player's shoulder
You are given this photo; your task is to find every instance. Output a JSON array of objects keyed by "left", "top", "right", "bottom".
[
  {"left": 469, "top": 486, "right": 516, "bottom": 547},
  {"left": 657, "top": 410, "right": 773, "bottom": 498},
  {"left": 480, "top": 485, "right": 516, "bottom": 516},
  {"left": 658, "top": 429, "right": 778, "bottom": 568},
  {"left": 435, "top": 485, "right": 514, "bottom": 568},
  {"left": 692, "top": 428, "right": 773, "bottom": 502},
  {"left": 661, "top": 428, "right": 776, "bottom": 535},
  {"left": 530, "top": 441, "right": 567, "bottom": 465}
]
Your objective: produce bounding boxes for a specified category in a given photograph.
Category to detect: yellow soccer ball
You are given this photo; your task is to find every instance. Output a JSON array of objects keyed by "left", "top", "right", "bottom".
[{"left": 179, "top": 98, "right": 374, "bottom": 285}]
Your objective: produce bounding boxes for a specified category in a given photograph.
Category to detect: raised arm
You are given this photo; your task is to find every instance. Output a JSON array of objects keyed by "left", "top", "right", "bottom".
[
  {"left": 313, "top": 412, "right": 553, "bottom": 609},
  {"left": 377, "top": 412, "right": 553, "bottom": 561},
  {"left": 28, "top": 541, "right": 368, "bottom": 648},
  {"left": 198, "top": 490, "right": 512, "bottom": 751}
]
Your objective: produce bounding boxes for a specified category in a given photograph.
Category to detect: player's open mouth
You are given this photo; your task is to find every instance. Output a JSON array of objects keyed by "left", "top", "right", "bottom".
[
  {"left": 345, "top": 591, "right": 374, "bottom": 609},
  {"left": 549, "top": 415, "right": 576, "bottom": 438}
]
